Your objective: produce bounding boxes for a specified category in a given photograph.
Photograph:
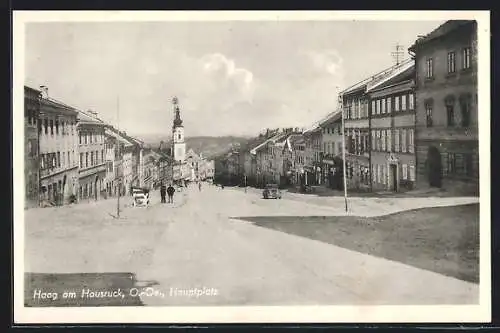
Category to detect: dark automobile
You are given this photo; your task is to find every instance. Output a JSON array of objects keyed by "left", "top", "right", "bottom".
[{"left": 263, "top": 184, "right": 282, "bottom": 199}]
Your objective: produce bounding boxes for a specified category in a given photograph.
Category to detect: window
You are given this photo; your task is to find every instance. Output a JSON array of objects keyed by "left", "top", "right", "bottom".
[
  {"left": 382, "top": 165, "right": 386, "bottom": 185},
  {"left": 446, "top": 103, "right": 455, "bottom": 127},
  {"left": 378, "top": 164, "right": 382, "bottom": 184},
  {"left": 408, "top": 129, "right": 414, "bottom": 153},
  {"left": 178, "top": 134, "right": 181, "bottom": 140},
  {"left": 80, "top": 153, "right": 83, "bottom": 168},
  {"left": 79, "top": 133, "right": 82, "bottom": 145},
  {"left": 91, "top": 152, "right": 94, "bottom": 165},
  {"left": 381, "top": 99, "right": 386, "bottom": 114},
  {"left": 402, "top": 164, "right": 408, "bottom": 180},
  {"left": 381, "top": 130, "right": 386, "bottom": 151},
  {"left": 56, "top": 152, "right": 60, "bottom": 167},
  {"left": 371, "top": 100, "right": 375, "bottom": 115},
  {"left": 447, "top": 153, "right": 457, "bottom": 175},
  {"left": 387, "top": 97, "right": 392, "bottom": 113},
  {"left": 447, "top": 51, "right": 456, "bottom": 73},
  {"left": 44, "top": 119, "right": 48, "bottom": 134},
  {"left": 464, "top": 154, "right": 473, "bottom": 177},
  {"left": 394, "top": 129, "right": 400, "bottom": 152},
  {"left": 409, "top": 93, "right": 415, "bottom": 110},
  {"left": 85, "top": 152, "right": 89, "bottom": 168},
  {"left": 62, "top": 152, "right": 65, "bottom": 167},
  {"left": 68, "top": 152, "right": 70, "bottom": 166},
  {"left": 55, "top": 121, "right": 59, "bottom": 135},
  {"left": 49, "top": 119, "right": 54, "bottom": 135},
  {"left": 460, "top": 95, "right": 472, "bottom": 127},
  {"left": 102, "top": 150, "right": 104, "bottom": 163},
  {"left": 401, "top": 129, "right": 407, "bottom": 153},
  {"left": 85, "top": 133, "right": 88, "bottom": 144},
  {"left": 387, "top": 129, "right": 392, "bottom": 152},
  {"left": 425, "top": 102, "right": 433, "bottom": 127},
  {"left": 462, "top": 47, "right": 471, "bottom": 69},
  {"left": 409, "top": 165, "right": 416, "bottom": 181},
  {"left": 371, "top": 131, "right": 376, "bottom": 151},
  {"left": 426, "top": 58, "right": 434, "bottom": 78},
  {"left": 395, "top": 96, "right": 400, "bottom": 111},
  {"left": 401, "top": 95, "right": 407, "bottom": 111}
]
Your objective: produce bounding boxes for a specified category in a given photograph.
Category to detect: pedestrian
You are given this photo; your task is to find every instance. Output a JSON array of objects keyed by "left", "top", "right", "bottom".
[
  {"left": 198, "top": 182, "right": 202, "bottom": 191},
  {"left": 167, "top": 184, "right": 175, "bottom": 203},
  {"left": 160, "top": 184, "right": 166, "bottom": 203}
]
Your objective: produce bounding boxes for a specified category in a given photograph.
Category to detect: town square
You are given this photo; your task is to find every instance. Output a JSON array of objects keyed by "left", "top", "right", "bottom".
[{"left": 17, "top": 13, "right": 487, "bottom": 320}]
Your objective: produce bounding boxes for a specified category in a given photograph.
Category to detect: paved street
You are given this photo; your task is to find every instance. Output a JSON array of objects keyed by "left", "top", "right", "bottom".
[{"left": 25, "top": 184, "right": 479, "bottom": 306}]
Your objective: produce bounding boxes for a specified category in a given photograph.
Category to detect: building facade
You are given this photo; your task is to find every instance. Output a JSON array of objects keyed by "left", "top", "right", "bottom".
[
  {"left": 24, "top": 86, "right": 41, "bottom": 207},
  {"left": 341, "top": 86, "right": 371, "bottom": 191},
  {"left": 77, "top": 112, "right": 107, "bottom": 201},
  {"left": 38, "top": 95, "right": 79, "bottom": 205},
  {"left": 367, "top": 61, "right": 417, "bottom": 192},
  {"left": 302, "top": 126, "right": 322, "bottom": 186},
  {"left": 409, "top": 20, "right": 478, "bottom": 195},
  {"left": 319, "top": 112, "right": 343, "bottom": 189}
]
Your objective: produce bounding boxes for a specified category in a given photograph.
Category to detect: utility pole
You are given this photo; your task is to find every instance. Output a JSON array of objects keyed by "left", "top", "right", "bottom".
[
  {"left": 391, "top": 43, "right": 405, "bottom": 66},
  {"left": 340, "top": 94, "right": 348, "bottom": 213},
  {"left": 116, "top": 96, "right": 120, "bottom": 218}
]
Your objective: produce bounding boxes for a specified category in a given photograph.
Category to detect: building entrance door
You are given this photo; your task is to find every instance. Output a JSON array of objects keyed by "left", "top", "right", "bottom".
[
  {"left": 391, "top": 164, "right": 398, "bottom": 192},
  {"left": 427, "top": 146, "right": 442, "bottom": 188}
]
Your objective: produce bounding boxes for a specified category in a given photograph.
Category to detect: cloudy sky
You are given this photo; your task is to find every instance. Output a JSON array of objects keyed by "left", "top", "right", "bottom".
[{"left": 25, "top": 19, "right": 444, "bottom": 137}]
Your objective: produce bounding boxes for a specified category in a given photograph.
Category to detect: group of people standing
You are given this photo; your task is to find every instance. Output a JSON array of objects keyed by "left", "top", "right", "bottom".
[
  {"left": 160, "top": 184, "right": 176, "bottom": 203},
  {"left": 159, "top": 181, "right": 205, "bottom": 204}
]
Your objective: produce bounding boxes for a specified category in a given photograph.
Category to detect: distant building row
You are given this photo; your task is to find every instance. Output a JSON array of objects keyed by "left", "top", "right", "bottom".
[
  {"left": 24, "top": 86, "right": 175, "bottom": 208},
  {"left": 216, "top": 20, "right": 478, "bottom": 195}
]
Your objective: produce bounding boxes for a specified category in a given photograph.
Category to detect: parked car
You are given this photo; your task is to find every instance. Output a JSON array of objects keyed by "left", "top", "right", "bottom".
[
  {"left": 263, "top": 184, "right": 282, "bottom": 199},
  {"left": 132, "top": 188, "right": 150, "bottom": 207}
]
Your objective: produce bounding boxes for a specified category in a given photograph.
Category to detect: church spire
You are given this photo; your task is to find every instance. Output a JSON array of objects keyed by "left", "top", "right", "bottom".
[{"left": 172, "top": 96, "right": 183, "bottom": 128}]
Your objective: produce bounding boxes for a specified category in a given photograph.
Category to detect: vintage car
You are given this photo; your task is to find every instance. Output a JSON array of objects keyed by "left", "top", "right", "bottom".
[
  {"left": 262, "top": 184, "right": 282, "bottom": 199},
  {"left": 132, "top": 188, "right": 150, "bottom": 207}
]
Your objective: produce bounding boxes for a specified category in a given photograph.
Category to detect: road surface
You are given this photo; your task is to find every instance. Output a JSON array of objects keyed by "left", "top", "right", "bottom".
[{"left": 24, "top": 183, "right": 479, "bottom": 305}]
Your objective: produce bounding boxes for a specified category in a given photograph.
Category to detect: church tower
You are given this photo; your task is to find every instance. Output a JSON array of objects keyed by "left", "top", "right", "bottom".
[{"left": 172, "top": 96, "right": 186, "bottom": 163}]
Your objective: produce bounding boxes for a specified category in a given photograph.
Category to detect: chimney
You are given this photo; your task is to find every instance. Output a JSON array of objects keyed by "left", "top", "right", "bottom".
[{"left": 39, "top": 85, "right": 49, "bottom": 99}]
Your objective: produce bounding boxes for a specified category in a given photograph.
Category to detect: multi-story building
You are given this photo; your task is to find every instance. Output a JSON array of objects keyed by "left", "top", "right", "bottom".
[
  {"left": 104, "top": 129, "right": 117, "bottom": 197},
  {"left": 24, "top": 86, "right": 41, "bottom": 207},
  {"left": 340, "top": 81, "right": 371, "bottom": 191},
  {"left": 77, "top": 112, "right": 107, "bottom": 201},
  {"left": 317, "top": 112, "right": 343, "bottom": 189},
  {"left": 409, "top": 20, "right": 478, "bottom": 194},
  {"left": 367, "top": 60, "right": 417, "bottom": 192},
  {"left": 302, "top": 125, "right": 323, "bottom": 186},
  {"left": 290, "top": 135, "right": 306, "bottom": 186},
  {"left": 38, "top": 91, "right": 79, "bottom": 205}
]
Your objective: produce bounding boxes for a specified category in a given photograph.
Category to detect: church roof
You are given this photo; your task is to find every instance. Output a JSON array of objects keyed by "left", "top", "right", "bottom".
[{"left": 173, "top": 105, "right": 183, "bottom": 127}]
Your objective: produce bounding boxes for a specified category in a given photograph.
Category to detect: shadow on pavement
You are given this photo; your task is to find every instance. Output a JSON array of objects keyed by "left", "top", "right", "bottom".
[
  {"left": 25, "top": 272, "right": 150, "bottom": 307},
  {"left": 233, "top": 204, "right": 479, "bottom": 284}
]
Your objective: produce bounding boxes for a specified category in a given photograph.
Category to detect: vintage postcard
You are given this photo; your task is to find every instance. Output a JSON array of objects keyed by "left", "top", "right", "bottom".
[{"left": 13, "top": 10, "right": 491, "bottom": 324}]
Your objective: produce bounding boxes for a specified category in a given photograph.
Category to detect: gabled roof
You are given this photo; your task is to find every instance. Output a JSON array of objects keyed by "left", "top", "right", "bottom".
[
  {"left": 318, "top": 110, "right": 342, "bottom": 127},
  {"left": 409, "top": 20, "right": 474, "bottom": 52},
  {"left": 366, "top": 59, "right": 414, "bottom": 93},
  {"left": 105, "top": 127, "right": 135, "bottom": 147},
  {"left": 77, "top": 111, "right": 106, "bottom": 125},
  {"left": 39, "top": 97, "right": 79, "bottom": 116},
  {"left": 340, "top": 58, "right": 414, "bottom": 97},
  {"left": 249, "top": 132, "right": 286, "bottom": 154}
]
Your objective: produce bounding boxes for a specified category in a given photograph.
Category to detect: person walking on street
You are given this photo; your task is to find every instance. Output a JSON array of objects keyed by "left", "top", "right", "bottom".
[
  {"left": 167, "top": 184, "right": 175, "bottom": 203},
  {"left": 160, "top": 184, "right": 166, "bottom": 203},
  {"left": 198, "top": 182, "right": 202, "bottom": 191}
]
